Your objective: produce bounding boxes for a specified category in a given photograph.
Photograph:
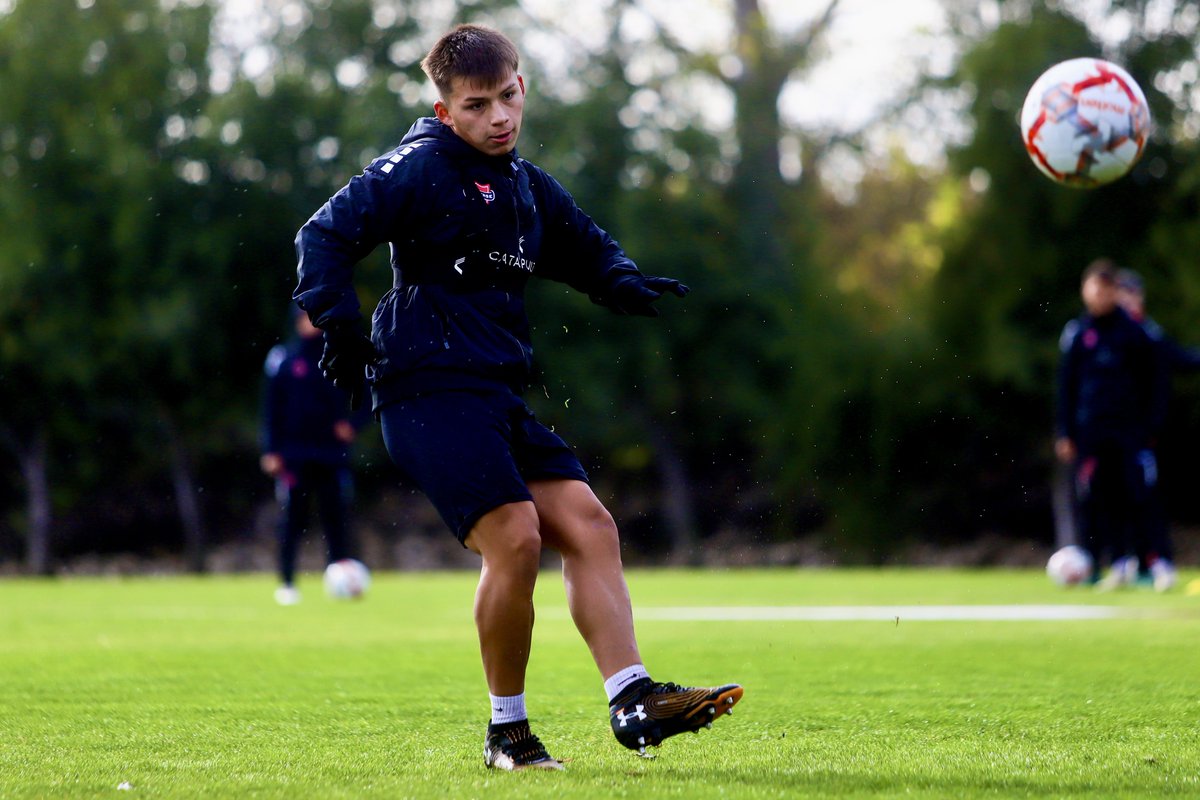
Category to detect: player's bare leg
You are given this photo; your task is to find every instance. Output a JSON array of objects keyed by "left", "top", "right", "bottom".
[
  {"left": 531, "top": 479, "right": 742, "bottom": 755},
  {"left": 465, "top": 501, "right": 542, "bottom": 695},
  {"left": 465, "top": 501, "right": 561, "bottom": 770},
  {"left": 530, "top": 479, "right": 641, "bottom": 676}
]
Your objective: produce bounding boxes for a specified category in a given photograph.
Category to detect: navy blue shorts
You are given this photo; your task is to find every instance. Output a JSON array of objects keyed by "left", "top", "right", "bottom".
[{"left": 378, "top": 389, "right": 589, "bottom": 543}]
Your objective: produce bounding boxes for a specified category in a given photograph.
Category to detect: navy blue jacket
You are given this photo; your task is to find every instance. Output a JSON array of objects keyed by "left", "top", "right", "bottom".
[
  {"left": 1057, "top": 307, "right": 1168, "bottom": 451},
  {"left": 295, "top": 117, "right": 647, "bottom": 408},
  {"left": 262, "top": 335, "right": 355, "bottom": 466},
  {"left": 1141, "top": 315, "right": 1200, "bottom": 374}
]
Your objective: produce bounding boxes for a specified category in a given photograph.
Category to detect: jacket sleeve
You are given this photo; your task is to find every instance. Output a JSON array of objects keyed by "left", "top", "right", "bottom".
[
  {"left": 261, "top": 345, "right": 287, "bottom": 454},
  {"left": 1163, "top": 337, "right": 1200, "bottom": 373},
  {"left": 294, "top": 162, "right": 408, "bottom": 328},
  {"left": 1144, "top": 329, "right": 1170, "bottom": 441},
  {"left": 1143, "top": 318, "right": 1200, "bottom": 374},
  {"left": 1055, "top": 322, "right": 1080, "bottom": 440},
  {"left": 529, "top": 167, "right": 645, "bottom": 306}
]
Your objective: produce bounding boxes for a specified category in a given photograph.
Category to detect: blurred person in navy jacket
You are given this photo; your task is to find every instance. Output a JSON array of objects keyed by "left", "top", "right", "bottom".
[
  {"left": 1114, "top": 268, "right": 1200, "bottom": 591},
  {"left": 261, "top": 309, "right": 366, "bottom": 605},
  {"left": 1056, "top": 259, "right": 1168, "bottom": 588}
]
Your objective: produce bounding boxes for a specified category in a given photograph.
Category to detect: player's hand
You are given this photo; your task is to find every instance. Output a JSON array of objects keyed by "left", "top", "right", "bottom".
[
  {"left": 1054, "top": 437, "right": 1076, "bottom": 464},
  {"left": 319, "top": 321, "right": 380, "bottom": 409},
  {"left": 605, "top": 275, "right": 690, "bottom": 317},
  {"left": 333, "top": 420, "right": 356, "bottom": 444},
  {"left": 260, "top": 453, "right": 284, "bottom": 477}
]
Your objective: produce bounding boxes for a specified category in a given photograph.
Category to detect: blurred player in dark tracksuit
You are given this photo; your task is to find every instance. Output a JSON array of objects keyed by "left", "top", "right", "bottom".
[
  {"left": 260, "top": 310, "right": 365, "bottom": 605},
  {"left": 1055, "top": 259, "right": 1168, "bottom": 588},
  {"left": 1115, "top": 268, "right": 1200, "bottom": 592}
]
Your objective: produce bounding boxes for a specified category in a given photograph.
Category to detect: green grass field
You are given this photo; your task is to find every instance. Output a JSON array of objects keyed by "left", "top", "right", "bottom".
[{"left": 2, "top": 567, "right": 1199, "bottom": 799}]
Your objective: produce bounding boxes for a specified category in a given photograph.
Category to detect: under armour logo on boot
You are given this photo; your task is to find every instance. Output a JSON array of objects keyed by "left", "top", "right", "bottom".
[{"left": 616, "top": 705, "right": 648, "bottom": 727}]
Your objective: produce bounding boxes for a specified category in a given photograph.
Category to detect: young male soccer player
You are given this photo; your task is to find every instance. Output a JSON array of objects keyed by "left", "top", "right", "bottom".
[
  {"left": 294, "top": 24, "right": 742, "bottom": 770},
  {"left": 1114, "top": 268, "right": 1200, "bottom": 591},
  {"left": 1055, "top": 259, "right": 1167, "bottom": 587}
]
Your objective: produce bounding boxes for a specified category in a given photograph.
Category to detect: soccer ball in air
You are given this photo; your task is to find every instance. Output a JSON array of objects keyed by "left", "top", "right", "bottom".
[
  {"left": 1020, "top": 58, "right": 1150, "bottom": 188},
  {"left": 1046, "top": 546, "right": 1094, "bottom": 586},
  {"left": 323, "top": 559, "right": 371, "bottom": 599}
]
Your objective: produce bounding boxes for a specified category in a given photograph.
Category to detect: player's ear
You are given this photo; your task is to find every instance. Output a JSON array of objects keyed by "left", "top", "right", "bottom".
[
  {"left": 517, "top": 74, "right": 525, "bottom": 95},
  {"left": 434, "top": 99, "right": 453, "bottom": 128}
]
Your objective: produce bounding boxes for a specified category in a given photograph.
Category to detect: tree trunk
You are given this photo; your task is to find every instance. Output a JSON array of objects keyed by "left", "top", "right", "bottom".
[
  {"left": 656, "top": 433, "right": 699, "bottom": 566},
  {"left": 162, "top": 417, "right": 207, "bottom": 573},
  {"left": 638, "top": 410, "right": 699, "bottom": 565},
  {"left": 731, "top": 0, "right": 787, "bottom": 268},
  {"left": 7, "top": 426, "right": 53, "bottom": 575},
  {"left": 729, "top": 0, "right": 840, "bottom": 272}
]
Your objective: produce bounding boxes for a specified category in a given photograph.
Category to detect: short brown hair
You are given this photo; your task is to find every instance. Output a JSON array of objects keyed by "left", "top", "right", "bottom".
[
  {"left": 1082, "top": 258, "right": 1118, "bottom": 285},
  {"left": 421, "top": 24, "right": 519, "bottom": 99}
]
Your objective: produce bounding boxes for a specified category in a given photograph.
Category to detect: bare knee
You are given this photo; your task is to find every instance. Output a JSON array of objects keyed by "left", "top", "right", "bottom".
[
  {"left": 496, "top": 528, "right": 543, "bottom": 578},
  {"left": 563, "top": 498, "right": 622, "bottom": 561},
  {"left": 584, "top": 501, "right": 618, "bottom": 541},
  {"left": 468, "top": 502, "right": 543, "bottom": 576}
]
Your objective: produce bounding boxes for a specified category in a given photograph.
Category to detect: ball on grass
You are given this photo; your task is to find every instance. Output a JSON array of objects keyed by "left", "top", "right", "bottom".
[
  {"left": 1046, "top": 545, "right": 1093, "bottom": 586},
  {"left": 323, "top": 558, "right": 371, "bottom": 600}
]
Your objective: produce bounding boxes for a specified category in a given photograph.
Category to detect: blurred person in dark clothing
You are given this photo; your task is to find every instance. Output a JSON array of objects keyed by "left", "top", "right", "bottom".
[
  {"left": 1055, "top": 259, "right": 1168, "bottom": 588},
  {"left": 1114, "top": 268, "right": 1200, "bottom": 591},
  {"left": 1117, "top": 268, "right": 1200, "bottom": 373},
  {"left": 261, "top": 309, "right": 366, "bottom": 605}
]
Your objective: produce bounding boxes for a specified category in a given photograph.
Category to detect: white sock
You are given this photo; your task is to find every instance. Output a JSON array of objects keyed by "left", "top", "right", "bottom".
[
  {"left": 604, "top": 664, "right": 650, "bottom": 703},
  {"left": 489, "top": 693, "right": 527, "bottom": 725}
]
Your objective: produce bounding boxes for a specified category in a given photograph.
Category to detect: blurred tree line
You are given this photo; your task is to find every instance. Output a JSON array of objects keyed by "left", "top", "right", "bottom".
[{"left": 1, "top": 0, "right": 1198, "bottom": 573}]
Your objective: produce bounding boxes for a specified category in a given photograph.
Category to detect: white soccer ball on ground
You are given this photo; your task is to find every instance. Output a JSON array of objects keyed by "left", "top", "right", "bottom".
[
  {"left": 323, "top": 558, "right": 371, "bottom": 599},
  {"left": 1020, "top": 57, "right": 1150, "bottom": 188},
  {"left": 1046, "top": 545, "right": 1094, "bottom": 586}
]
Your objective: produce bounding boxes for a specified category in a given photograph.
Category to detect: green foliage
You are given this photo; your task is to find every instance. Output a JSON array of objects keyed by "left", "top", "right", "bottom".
[
  {"left": 3, "top": 0, "right": 1200, "bottom": 564},
  {"left": 0, "top": 0, "right": 222, "bottom": 549}
]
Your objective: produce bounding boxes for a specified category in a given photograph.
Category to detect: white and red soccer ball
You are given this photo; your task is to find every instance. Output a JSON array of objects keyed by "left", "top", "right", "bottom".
[
  {"left": 1020, "top": 57, "right": 1150, "bottom": 188},
  {"left": 323, "top": 558, "right": 371, "bottom": 599},
  {"left": 1046, "top": 545, "right": 1094, "bottom": 586}
]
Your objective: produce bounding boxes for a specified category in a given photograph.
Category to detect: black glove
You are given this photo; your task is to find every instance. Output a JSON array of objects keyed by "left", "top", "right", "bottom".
[
  {"left": 603, "top": 275, "right": 691, "bottom": 317},
  {"left": 319, "top": 321, "right": 380, "bottom": 410}
]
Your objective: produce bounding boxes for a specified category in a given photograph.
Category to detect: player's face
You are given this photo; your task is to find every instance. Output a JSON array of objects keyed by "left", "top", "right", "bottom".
[
  {"left": 1082, "top": 274, "right": 1117, "bottom": 316},
  {"left": 434, "top": 71, "right": 525, "bottom": 157}
]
